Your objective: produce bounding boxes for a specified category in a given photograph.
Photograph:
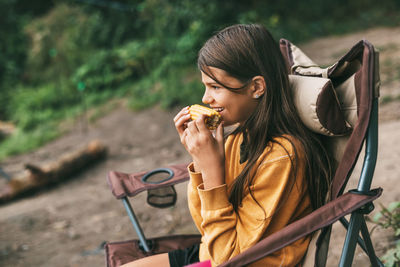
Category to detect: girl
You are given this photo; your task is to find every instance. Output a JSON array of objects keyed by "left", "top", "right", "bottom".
[{"left": 123, "top": 24, "right": 332, "bottom": 267}]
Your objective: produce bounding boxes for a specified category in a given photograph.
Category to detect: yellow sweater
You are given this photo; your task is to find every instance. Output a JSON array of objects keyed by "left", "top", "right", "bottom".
[{"left": 187, "top": 133, "right": 312, "bottom": 266}]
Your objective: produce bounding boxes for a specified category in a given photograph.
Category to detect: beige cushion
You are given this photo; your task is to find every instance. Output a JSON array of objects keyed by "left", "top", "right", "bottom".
[{"left": 289, "top": 75, "right": 351, "bottom": 136}]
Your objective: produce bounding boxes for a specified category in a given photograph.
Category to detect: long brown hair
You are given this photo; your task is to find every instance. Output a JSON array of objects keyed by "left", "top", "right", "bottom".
[{"left": 197, "top": 24, "right": 332, "bottom": 211}]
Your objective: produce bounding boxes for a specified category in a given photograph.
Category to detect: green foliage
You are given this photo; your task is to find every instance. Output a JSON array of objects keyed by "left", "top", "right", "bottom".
[
  {"left": 374, "top": 202, "right": 400, "bottom": 237},
  {"left": 1, "top": 0, "right": 400, "bottom": 159},
  {"left": 373, "top": 202, "right": 400, "bottom": 266},
  {"left": 0, "top": 124, "right": 60, "bottom": 161},
  {"left": 23, "top": 3, "right": 99, "bottom": 85},
  {"left": 6, "top": 80, "right": 121, "bottom": 131},
  {"left": 381, "top": 241, "right": 400, "bottom": 267},
  {"left": 8, "top": 83, "right": 76, "bottom": 131},
  {"left": 72, "top": 39, "right": 159, "bottom": 91},
  {"left": 0, "top": 0, "right": 28, "bottom": 119},
  {"left": 72, "top": 2, "right": 218, "bottom": 109},
  {"left": 0, "top": 79, "right": 121, "bottom": 159},
  {"left": 159, "top": 68, "right": 204, "bottom": 108},
  {"left": 127, "top": 67, "right": 203, "bottom": 110}
]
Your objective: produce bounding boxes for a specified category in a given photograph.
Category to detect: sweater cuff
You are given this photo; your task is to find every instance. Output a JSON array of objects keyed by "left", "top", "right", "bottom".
[
  {"left": 197, "top": 183, "right": 230, "bottom": 210},
  {"left": 188, "top": 162, "right": 203, "bottom": 186}
]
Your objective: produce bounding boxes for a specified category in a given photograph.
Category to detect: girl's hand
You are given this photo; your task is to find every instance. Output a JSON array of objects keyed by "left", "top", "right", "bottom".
[
  {"left": 183, "top": 115, "right": 225, "bottom": 189},
  {"left": 173, "top": 106, "right": 199, "bottom": 169},
  {"left": 173, "top": 106, "right": 191, "bottom": 144}
]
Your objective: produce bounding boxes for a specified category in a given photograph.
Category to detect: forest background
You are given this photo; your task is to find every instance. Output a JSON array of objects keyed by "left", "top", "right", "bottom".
[{"left": 1, "top": 0, "right": 399, "bottom": 160}]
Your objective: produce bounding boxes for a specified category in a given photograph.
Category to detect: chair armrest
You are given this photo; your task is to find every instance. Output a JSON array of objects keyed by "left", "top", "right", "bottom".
[
  {"left": 106, "top": 163, "right": 190, "bottom": 199},
  {"left": 218, "top": 188, "right": 383, "bottom": 267}
]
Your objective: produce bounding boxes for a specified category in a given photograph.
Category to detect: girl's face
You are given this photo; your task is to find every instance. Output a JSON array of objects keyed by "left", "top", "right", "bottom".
[{"left": 201, "top": 67, "right": 259, "bottom": 126}]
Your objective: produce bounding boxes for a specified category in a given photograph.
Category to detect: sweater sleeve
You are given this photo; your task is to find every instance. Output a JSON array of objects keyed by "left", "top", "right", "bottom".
[
  {"left": 197, "top": 155, "right": 301, "bottom": 266},
  {"left": 187, "top": 162, "right": 205, "bottom": 235}
]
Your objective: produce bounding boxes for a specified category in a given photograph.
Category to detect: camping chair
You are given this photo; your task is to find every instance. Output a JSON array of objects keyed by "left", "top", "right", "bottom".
[{"left": 104, "top": 39, "right": 382, "bottom": 267}]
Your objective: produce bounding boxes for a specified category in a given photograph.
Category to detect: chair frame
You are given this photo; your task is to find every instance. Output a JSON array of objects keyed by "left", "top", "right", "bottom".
[
  {"left": 105, "top": 39, "right": 383, "bottom": 267},
  {"left": 338, "top": 98, "right": 382, "bottom": 267},
  {"left": 113, "top": 90, "right": 382, "bottom": 267}
]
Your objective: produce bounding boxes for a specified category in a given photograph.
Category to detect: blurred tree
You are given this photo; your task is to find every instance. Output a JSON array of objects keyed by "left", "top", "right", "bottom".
[
  {"left": 0, "top": 0, "right": 399, "bottom": 158},
  {"left": 1, "top": 0, "right": 400, "bottom": 121},
  {"left": 0, "top": 0, "right": 27, "bottom": 120},
  {"left": 0, "top": 0, "right": 55, "bottom": 120}
]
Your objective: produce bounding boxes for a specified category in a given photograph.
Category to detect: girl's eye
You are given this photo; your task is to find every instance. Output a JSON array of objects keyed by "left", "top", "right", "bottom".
[{"left": 211, "top": 85, "right": 220, "bottom": 90}]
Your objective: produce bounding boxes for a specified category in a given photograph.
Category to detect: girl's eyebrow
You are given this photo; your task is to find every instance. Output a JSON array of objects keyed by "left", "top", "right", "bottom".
[
  {"left": 201, "top": 77, "right": 220, "bottom": 85},
  {"left": 203, "top": 81, "right": 219, "bottom": 85}
]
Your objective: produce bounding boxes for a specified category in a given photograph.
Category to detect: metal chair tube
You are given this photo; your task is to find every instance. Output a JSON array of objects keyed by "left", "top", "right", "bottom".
[
  {"left": 122, "top": 197, "right": 151, "bottom": 252},
  {"left": 339, "top": 99, "right": 379, "bottom": 266}
]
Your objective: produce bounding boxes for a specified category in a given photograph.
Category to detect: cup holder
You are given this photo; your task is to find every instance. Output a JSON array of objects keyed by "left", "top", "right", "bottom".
[
  {"left": 141, "top": 168, "right": 174, "bottom": 184},
  {"left": 142, "top": 168, "right": 177, "bottom": 208}
]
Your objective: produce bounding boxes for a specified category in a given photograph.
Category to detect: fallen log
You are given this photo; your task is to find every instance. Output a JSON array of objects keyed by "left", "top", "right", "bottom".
[{"left": 0, "top": 140, "right": 107, "bottom": 204}]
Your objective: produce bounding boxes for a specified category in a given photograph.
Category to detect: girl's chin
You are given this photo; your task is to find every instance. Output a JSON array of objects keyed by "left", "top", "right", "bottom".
[
  {"left": 221, "top": 120, "right": 237, "bottom": 127},
  {"left": 220, "top": 115, "right": 240, "bottom": 127}
]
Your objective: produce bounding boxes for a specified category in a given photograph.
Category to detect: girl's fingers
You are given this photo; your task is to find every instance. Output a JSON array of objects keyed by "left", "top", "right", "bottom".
[
  {"left": 215, "top": 122, "right": 224, "bottom": 149},
  {"left": 174, "top": 107, "right": 191, "bottom": 135},
  {"left": 175, "top": 114, "right": 191, "bottom": 133},
  {"left": 187, "top": 120, "right": 199, "bottom": 134},
  {"left": 180, "top": 128, "right": 188, "bottom": 146},
  {"left": 173, "top": 106, "right": 189, "bottom": 122},
  {"left": 195, "top": 114, "right": 208, "bottom": 132}
]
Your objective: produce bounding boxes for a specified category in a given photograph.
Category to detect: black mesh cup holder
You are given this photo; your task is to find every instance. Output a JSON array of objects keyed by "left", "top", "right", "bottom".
[{"left": 141, "top": 168, "right": 177, "bottom": 208}]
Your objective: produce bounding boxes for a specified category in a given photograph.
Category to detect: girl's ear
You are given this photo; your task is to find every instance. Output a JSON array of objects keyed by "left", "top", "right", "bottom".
[{"left": 250, "top": 76, "right": 266, "bottom": 99}]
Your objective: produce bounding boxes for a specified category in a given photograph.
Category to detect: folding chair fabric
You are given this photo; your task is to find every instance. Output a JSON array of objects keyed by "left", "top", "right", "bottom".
[
  {"left": 105, "top": 234, "right": 201, "bottom": 267},
  {"left": 216, "top": 189, "right": 382, "bottom": 267},
  {"left": 107, "top": 163, "right": 190, "bottom": 199},
  {"left": 289, "top": 75, "right": 351, "bottom": 136},
  {"left": 280, "top": 39, "right": 380, "bottom": 200}
]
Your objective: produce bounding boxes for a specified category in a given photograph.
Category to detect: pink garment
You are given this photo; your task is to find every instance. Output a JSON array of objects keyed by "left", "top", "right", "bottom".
[{"left": 185, "top": 260, "right": 212, "bottom": 267}]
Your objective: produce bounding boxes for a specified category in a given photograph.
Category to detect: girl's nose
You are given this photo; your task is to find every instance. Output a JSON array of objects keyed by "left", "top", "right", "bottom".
[{"left": 202, "top": 88, "right": 213, "bottom": 104}]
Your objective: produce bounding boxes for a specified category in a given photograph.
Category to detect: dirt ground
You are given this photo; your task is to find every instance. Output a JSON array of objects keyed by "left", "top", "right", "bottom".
[{"left": 1, "top": 26, "right": 400, "bottom": 267}]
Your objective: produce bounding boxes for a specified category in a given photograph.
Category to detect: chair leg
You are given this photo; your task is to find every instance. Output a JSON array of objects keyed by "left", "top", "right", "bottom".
[
  {"left": 339, "top": 213, "right": 384, "bottom": 267},
  {"left": 340, "top": 217, "right": 369, "bottom": 254},
  {"left": 359, "top": 219, "right": 384, "bottom": 267},
  {"left": 122, "top": 197, "right": 151, "bottom": 252},
  {"left": 339, "top": 213, "right": 363, "bottom": 267}
]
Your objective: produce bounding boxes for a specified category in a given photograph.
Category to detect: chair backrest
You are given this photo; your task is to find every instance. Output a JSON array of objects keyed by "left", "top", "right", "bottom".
[
  {"left": 280, "top": 39, "right": 380, "bottom": 200},
  {"left": 280, "top": 39, "right": 380, "bottom": 266}
]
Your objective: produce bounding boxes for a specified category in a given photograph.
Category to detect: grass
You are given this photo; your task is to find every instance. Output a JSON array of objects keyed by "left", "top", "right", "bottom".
[
  {"left": 0, "top": 125, "right": 60, "bottom": 161},
  {"left": 0, "top": 85, "right": 127, "bottom": 162}
]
